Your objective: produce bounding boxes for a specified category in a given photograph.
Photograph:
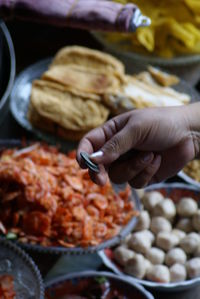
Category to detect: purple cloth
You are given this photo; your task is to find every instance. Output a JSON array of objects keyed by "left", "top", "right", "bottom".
[{"left": 0, "top": 0, "right": 137, "bottom": 32}]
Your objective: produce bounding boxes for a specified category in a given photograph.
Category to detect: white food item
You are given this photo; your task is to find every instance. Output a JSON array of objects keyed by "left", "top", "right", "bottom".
[
  {"left": 150, "top": 216, "right": 172, "bottom": 234},
  {"left": 192, "top": 210, "right": 200, "bottom": 231},
  {"left": 124, "top": 254, "right": 146, "bottom": 279},
  {"left": 146, "top": 247, "right": 165, "bottom": 265},
  {"left": 170, "top": 263, "right": 187, "bottom": 282},
  {"left": 186, "top": 257, "right": 200, "bottom": 279},
  {"left": 114, "top": 246, "right": 135, "bottom": 266},
  {"left": 156, "top": 231, "right": 179, "bottom": 251},
  {"left": 176, "top": 218, "right": 193, "bottom": 233},
  {"left": 145, "top": 258, "right": 153, "bottom": 272},
  {"left": 146, "top": 265, "right": 170, "bottom": 283},
  {"left": 153, "top": 198, "right": 176, "bottom": 220},
  {"left": 172, "top": 229, "right": 186, "bottom": 241},
  {"left": 134, "top": 211, "right": 151, "bottom": 231},
  {"left": 165, "top": 248, "right": 187, "bottom": 266},
  {"left": 194, "top": 244, "right": 200, "bottom": 257},
  {"left": 128, "top": 230, "right": 153, "bottom": 254},
  {"left": 180, "top": 233, "right": 200, "bottom": 254},
  {"left": 141, "top": 191, "right": 164, "bottom": 212},
  {"left": 177, "top": 197, "right": 198, "bottom": 217},
  {"left": 122, "top": 233, "right": 132, "bottom": 246}
]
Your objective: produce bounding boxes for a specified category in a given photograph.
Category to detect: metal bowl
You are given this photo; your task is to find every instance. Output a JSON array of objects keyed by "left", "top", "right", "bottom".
[
  {"left": 99, "top": 183, "right": 200, "bottom": 292},
  {"left": 0, "top": 238, "right": 44, "bottom": 299},
  {"left": 0, "top": 139, "right": 141, "bottom": 255},
  {"left": 45, "top": 270, "right": 154, "bottom": 299},
  {"left": 0, "top": 21, "right": 15, "bottom": 125}
]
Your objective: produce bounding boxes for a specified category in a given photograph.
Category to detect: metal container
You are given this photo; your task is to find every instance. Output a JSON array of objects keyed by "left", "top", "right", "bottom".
[{"left": 0, "top": 20, "right": 15, "bottom": 125}]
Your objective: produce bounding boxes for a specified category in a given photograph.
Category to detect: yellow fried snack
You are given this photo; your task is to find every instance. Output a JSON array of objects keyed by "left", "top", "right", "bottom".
[
  {"left": 29, "top": 80, "right": 109, "bottom": 136},
  {"left": 106, "top": 0, "right": 200, "bottom": 58}
]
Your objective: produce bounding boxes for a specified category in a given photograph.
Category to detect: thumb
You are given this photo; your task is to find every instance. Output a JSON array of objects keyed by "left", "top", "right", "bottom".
[{"left": 90, "top": 122, "right": 139, "bottom": 165}]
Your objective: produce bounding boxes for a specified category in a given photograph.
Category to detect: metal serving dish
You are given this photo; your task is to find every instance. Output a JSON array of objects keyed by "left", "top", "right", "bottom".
[
  {"left": 0, "top": 20, "right": 15, "bottom": 126},
  {"left": 45, "top": 270, "right": 154, "bottom": 299},
  {"left": 99, "top": 183, "right": 200, "bottom": 292},
  {"left": 0, "top": 139, "right": 141, "bottom": 255},
  {"left": 0, "top": 238, "right": 44, "bottom": 299}
]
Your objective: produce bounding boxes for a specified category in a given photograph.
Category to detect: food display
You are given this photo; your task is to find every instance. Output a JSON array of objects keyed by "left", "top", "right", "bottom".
[
  {"left": 183, "top": 160, "right": 200, "bottom": 183},
  {"left": 0, "top": 143, "right": 137, "bottom": 248},
  {"left": 106, "top": 0, "right": 200, "bottom": 58},
  {"left": 27, "top": 46, "right": 191, "bottom": 140},
  {"left": 103, "top": 186, "right": 200, "bottom": 284},
  {"left": 0, "top": 275, "right": 16, "bottom": 299}
]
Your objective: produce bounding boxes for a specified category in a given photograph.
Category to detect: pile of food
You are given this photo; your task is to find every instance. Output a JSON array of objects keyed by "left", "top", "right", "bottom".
[
  {"left": 27, "top": 46, "right": 191, "bottom": 141},
  {"left": 112, "top": 189, "right": 200, "bottom": 283},
  {"left": 0, "top": 275, "right": 16, "bottom": 299},
  {"left": 0, "top": 143, "right": 137, "bottom": 248},
  {"left": 107, "top": 0, "right": 200, "bottom": 58},
  {"left": 183, "top": 160, "right": 200, "bottom": 183}
]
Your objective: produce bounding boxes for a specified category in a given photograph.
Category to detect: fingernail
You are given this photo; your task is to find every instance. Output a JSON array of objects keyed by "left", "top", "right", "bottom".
[
  {"left": 90, "top": 151, "right": 104, "bottom": 158},
  {"left": 142, "top": 152, "right": 153, "bottom": 163}
]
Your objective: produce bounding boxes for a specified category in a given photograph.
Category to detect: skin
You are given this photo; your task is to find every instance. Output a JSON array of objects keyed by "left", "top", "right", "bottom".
[{"left": 77, "top": 103, "right": 200, "bottom": 188}]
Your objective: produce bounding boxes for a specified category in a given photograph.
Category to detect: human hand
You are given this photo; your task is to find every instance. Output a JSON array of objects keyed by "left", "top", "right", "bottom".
[{"left": 77, "top": 103, "right": 200, "bottom": 188}]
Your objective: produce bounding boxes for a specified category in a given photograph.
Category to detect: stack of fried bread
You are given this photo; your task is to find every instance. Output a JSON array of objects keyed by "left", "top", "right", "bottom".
[{"left": 28, "top": 46, "right": 191, "bottom": 141}]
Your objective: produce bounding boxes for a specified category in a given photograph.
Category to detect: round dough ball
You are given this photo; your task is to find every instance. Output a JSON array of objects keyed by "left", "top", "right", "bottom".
[
  {"left": 124, "top": 254, "right": 146, "bottom": 279},
  {"left": 153, "top": 198, "right": 176, "bottom": 220},
  {"left": 114, "top": 246, "right": 135, "bottom": 266},
  {"left": 142, "top": 191, "right": 164, "bottom": 212},
  {"left": 177, "top": 197, "right": 198, "bottom": 217},
  {"left": 172, "top": 229, "right": 186, "bottom": 241},
  {"left": 186, "top": 257, "right": 200, "bottom": 279},
  {"left": 143, "top": 230, "right": 155, "bottom": 244},
  {"left": 165, "top": 248, "right": 187, "bottom": 266},
  {"left": 146, "top": 265, "right": 170, "bottom": 283},
  {"left": 146, "top": 247, "right": 165, "bottom": 265},
  {"left": 128, "top": 231, "right": 152, "bottom": 254},
  {"left": 156, "top": 232, "right": 179, "bottom": 251},
  {"left": 194, "top": 244, "right": 200, "bottom": 257},
  {"left": 150, "top": 217, "right": 172, "bottom": 235},
  {"left": 180, "top": 233, "right": 200, "bottom": 254},
  {"left": 192, "top": 210, "right": 200, "bottom": 231},
  {"left": 122, "top": 233, "right": 132, "bottom": 246},
  {"left": 134, "top": 211, "right": 151, "bottom": 231},
  {"left": 145, "top": 258, "right": 153, "bottom": 272},
  {"left": 170, "top": 263, "right": 187, "bottom": 282},
  {"left": 176, "top": 218, "right": 193, "bottom": 233}
]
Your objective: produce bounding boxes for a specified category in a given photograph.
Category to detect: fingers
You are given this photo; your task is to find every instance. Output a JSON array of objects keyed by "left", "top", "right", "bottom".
[
  {"left": 128, "top": 155, "right": 162, "bottom": 188},
  {"left": 109, "top": 152, "right": 154, "bottom": 184}
]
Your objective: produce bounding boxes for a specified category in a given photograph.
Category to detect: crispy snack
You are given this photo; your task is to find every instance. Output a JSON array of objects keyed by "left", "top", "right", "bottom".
[
  {"left": 0, "top": 275, "right": 16, "bottom": 299},
  {"left": 184, "top": 160, "right": 200, "bottom": 183},
  {"left": 147, "top": 66, "right": 180, "bottom": 87},
  {"left": 0, "top": 144, "right": 137, "bottom": 248}
]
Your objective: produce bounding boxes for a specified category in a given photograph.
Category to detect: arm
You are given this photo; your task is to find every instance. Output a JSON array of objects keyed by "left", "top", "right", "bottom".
[
  {"left": 77, "top": 102, "right": 200, "bottom": 187},
  {"left": 0, "top": 0, "right": 147, "bottom": 32}
]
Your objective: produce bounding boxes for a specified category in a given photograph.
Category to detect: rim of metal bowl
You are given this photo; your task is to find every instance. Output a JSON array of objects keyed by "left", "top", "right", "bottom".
[
  {"left": 0, "top": 238, "right": 44, "bottom": 299},
  {"left": 178, "top": 171, "right": 200, "bottom": 189},
  {"left": 99, "top": 182, "right": 200, "bottom": 292},
  {"left": 45, "top": 270, "right": 154, "bottom": 299},
  {"left": 92, "top": 32, "right": 200, "bottom": 67},
  {"left": 0, "top": 139, "right": 141, "bottom": 255},
  {"left": 0, "top": 21, "right": 16, "bottom": 111}
]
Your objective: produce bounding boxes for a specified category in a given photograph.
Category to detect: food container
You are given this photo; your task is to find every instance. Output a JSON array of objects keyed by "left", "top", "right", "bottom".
[
  {"left": 0, "top": 20, "right": 15, "bottom": 125},
  {"left": 0, "top": 238, "right": 44, "bottom": 298},
  {"left": 45, "top": 270, "right": 154, "bottom": 299},
  {"left": 99, "top": 183, "right": 200, "bottom": 297}
]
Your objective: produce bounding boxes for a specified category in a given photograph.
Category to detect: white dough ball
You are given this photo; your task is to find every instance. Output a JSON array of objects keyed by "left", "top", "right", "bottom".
[
  {"left": 128, "top": 231, "right": 152, "bottom": 254},
  {"left": 192, "top": 210, "right": 200, "bottom": 231},
  {"left": 186, "top": 258, "right": 200, "bottom": 279},
  {"left": 176, "top": 218, "right": 193, "bottom": 233},
  {"left": 146, "top": 265, "right": 170, "bottom": 283},
  {"left": 177, "top": 197, "right": 198, "bottom": 217},
  {"left": 124, "top": 254, "right": 146, "bottom": 279},
  {"left": 170, "top": 263, "right": 187, "bottom": 282},
  {"left": 171, "top": 229, "right": 186, "bottom": 241},
  {"left": 194, "top": 244, "right": 200, "bottom": 257},
  {"left": 146, "top": 247, "right": 165, "bottom": 265},
  {"left": 180, "top": 233, "right": 200, "bottom": 254},
  {"left": 153, "top": 198, "right": 176, "bottom": 220},
  {"left": 134, "top": 211, "right": 151, "bottom": 231},
  {"left": 114, "top": 246, "right": 135, "bottom": 266},
  {"left": 156, "top": 232, "right": 179, "bottom": 251},
  {"left": 165, "top": 248, "right": 187, "bottom": 266},
  {"left": 150, "top": 217, "right": 172, "bottom": 234},
  {"left": 142, "top": 191, "right": 164, "bottom": 212}
]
